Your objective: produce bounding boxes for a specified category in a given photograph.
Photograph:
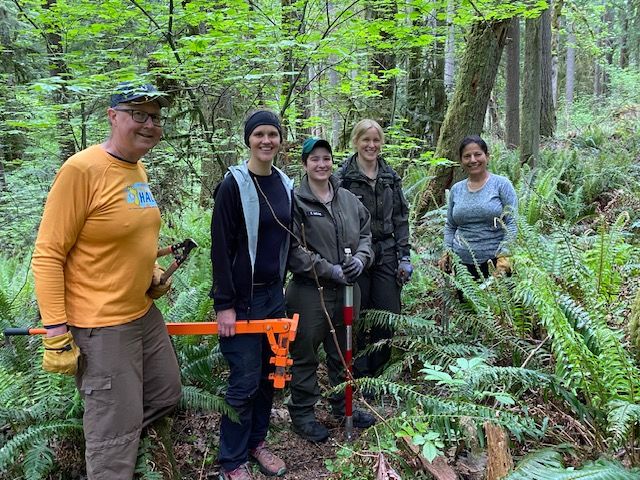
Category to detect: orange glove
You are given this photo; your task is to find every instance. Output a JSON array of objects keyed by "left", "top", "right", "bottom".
[
  {"left": 495, "top": 256, "right": 512, "bottom": 275},
  {"left": 147, "top": 265, "right": 172, "bottom": 299}
]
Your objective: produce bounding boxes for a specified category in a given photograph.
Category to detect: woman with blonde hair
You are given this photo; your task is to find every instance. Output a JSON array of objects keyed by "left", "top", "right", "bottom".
[{"left": 336, "top": 119, "right": 412, "bottom": 380}]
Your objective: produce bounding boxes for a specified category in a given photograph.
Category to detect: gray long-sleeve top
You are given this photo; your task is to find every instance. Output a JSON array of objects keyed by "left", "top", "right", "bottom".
[{"left": 444, "top": 174, "right": 518, "bottom": 264}]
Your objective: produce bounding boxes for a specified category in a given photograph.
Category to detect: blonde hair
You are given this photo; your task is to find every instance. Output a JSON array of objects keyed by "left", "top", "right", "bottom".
[{"left": 350, "top": 119, "right": 385, "bottom": 150}]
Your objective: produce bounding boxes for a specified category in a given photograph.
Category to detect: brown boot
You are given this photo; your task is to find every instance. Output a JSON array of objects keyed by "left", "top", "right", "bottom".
[
  {"left": 219, "top": 462, "right": 253, "bottom": 480},
  {"left": 249, "top": 441, "right": 286, "bottom": 476}
]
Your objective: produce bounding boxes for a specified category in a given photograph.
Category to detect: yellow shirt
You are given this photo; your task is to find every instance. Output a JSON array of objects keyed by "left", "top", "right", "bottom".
[{"left": 33, "top": 145, "right": 161, "bottom": 328}]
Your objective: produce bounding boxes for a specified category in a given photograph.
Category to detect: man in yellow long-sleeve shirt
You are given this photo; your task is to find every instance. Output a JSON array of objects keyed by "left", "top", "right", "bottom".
[{"left": 32, "top": 83, "right": 182, "bottom": 480}]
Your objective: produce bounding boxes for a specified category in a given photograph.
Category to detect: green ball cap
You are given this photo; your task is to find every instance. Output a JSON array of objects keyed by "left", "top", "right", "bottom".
[{"left": 301, "top": 137, "right": 332, "bottom": 160}]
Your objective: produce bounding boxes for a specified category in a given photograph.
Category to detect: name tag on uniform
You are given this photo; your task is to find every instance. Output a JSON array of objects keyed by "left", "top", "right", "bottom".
[{"left": 306, "top": 210, "right": 324, "bottom": 217}]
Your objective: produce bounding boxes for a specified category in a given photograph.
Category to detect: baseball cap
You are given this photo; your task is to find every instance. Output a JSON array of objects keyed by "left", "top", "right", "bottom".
[
  {"left": 301, "top": 137, "right": 332, "bottom": 161},
  {"left": 110, "top": 82, "right": 169, "bottom": 108}
]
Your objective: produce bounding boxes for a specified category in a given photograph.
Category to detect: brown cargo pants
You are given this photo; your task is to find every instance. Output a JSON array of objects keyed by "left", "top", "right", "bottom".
[{"left": 70, "top": 304, "right": 182, "bottom": 480}]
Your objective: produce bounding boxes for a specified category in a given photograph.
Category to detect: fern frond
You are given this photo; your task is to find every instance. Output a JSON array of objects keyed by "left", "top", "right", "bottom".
[
  {"left": 22, "top": 440, "right": 55, "bottom": 480},
  {"left": 606, "top": 400, "right": 640, "bottom": 448},
  {"left": 134, "top": 436, "right": 166, "bottom": 480},
  {"left": 165, "top": 284, "right": 213, "bottom": 324},
  {"left": 505, "top": 447, "right": 640, "bottom": 479},
  {"left": 178, "top": 343, "right": 227, "bottom": 391},
  {"left": 179, "top": 385, "right": 238, "bottom": 421},
  {"left": 0, "top": 419, "right": 83, "bottom": 471},
  {"left": 332, "top": 380, "right": 542, "bottom": 442}
]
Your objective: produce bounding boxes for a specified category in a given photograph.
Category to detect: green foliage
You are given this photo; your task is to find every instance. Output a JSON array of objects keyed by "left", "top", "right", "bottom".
[
  {"left": 1, "top": 0, "right": 640, "bottom": 476},
  {"left": 395, "top": 413, "right": 444, "bottom": 462},
  {"left": 0, "top": 419, "right": 83, "bottom": 474},
  {"left": 325, "top": 445, "right": 375, "bottom": 480},
  {"left": 505, "top": 448, "right": 640, "bottom": 480}
]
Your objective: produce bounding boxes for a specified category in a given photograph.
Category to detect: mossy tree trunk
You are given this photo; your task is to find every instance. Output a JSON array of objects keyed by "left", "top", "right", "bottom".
[
  {"left": 505, "top": 17, "right": 520, "bottom": 149},
  {"left": 520, "top": 16, "right": 541, "bottom": 167},
  {"left": 424, "top": 19, "right": 509, "bottom": 209},
  {"left": 540, "top": 7, "right": 556, "bottom": 138}
]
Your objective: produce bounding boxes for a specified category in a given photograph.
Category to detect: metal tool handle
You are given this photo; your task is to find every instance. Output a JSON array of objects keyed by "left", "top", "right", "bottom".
[{"left": 343, "top": 247, "right": 354, "bottom": 441}]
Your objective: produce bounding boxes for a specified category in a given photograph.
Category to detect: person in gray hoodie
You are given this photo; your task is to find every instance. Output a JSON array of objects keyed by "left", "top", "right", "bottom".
[{"left": 211, "top": 110, "right": 292, "bottom": 480}]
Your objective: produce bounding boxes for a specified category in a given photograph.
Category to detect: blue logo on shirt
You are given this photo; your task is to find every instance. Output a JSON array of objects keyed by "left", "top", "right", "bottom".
[{"left": 125, "top": 182, "right": 157, "bottom": 208}]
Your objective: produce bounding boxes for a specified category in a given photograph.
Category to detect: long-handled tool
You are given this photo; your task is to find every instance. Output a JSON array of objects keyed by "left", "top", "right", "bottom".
[
  {"left": 4, "top": 315, "right": 299, "bottom": 389},
  {"left": 343, "top": 248, "right": 354, "bottom": 441}
]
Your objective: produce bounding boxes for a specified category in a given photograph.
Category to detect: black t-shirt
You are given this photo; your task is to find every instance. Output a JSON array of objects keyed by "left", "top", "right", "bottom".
[{"left": 251, "top": 170, "right": 291, "bottom": 283}]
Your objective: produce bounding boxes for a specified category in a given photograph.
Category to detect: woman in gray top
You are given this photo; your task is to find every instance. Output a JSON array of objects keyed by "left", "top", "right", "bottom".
[{"left": 440, "top": 135, "right": 518, "bottom": 279}]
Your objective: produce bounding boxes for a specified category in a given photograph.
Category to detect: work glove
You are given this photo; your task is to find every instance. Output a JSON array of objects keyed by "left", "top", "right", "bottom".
[
  {"left": 147, "top": 265, "right": 172, "bottom": 299},
  {"left": 330, "top": 264, "right": 348, "bottom": 285},
  {"left": 396, "top": 256, "right": 414, "bottom": 286},
  {"left": 42, "top": 331, "right": 80, "bottom": 376},
  {"left": 437, "top": 252, "right": 452, "bottom": 273},
  {"left": 342, "top": 257, "right": 364, "bottom": 283},
  {"left": 495, "top": 256, "right": 512, "bottom": 276}
]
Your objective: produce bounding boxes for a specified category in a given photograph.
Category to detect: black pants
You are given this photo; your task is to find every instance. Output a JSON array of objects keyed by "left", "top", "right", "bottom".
[
  {"left": 456, "top": 258, "right": 497, "bottom": 301},
  {"left": 463, "top": 258, "right": 496, "bottom": 280},
  {"left": 218, "top": 283, "right": 285, "bottom": 472},
  {"left": 353, "top": 250, "right": 401, "bottom": 378}
]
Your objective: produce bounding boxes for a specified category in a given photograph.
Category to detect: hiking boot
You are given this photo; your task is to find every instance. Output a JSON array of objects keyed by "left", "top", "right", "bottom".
[
  {"left": 292, "top": 420, "right": 330, "bottom": 443},
  {"left": 334, "top": 409, "right": 377, "bottom": 428},
  {"left": 219, "top": 462, "right": 253, "bottom": 480},
  {"left": 249, "top": 441, "right": 286, "bottom": 476}
]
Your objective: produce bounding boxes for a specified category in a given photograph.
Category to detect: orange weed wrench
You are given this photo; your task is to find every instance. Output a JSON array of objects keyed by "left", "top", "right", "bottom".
[{"left": 4, "top": 316, "right": 299, "bottom": 389}]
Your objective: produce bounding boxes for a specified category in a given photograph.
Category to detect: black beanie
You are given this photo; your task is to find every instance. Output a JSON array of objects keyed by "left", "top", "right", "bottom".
[{"left": 244, "top": 110, "right": 282, "bottom": 146}]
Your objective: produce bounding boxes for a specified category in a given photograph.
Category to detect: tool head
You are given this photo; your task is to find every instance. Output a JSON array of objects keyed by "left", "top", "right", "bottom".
[{"left": 174, "top": 238, "right": 198, "bottom": 265}]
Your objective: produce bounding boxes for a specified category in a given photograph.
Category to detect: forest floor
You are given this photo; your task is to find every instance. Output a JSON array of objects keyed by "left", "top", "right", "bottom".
[{"left": 173, "top": 394, "right": 396, "bottom": 480}]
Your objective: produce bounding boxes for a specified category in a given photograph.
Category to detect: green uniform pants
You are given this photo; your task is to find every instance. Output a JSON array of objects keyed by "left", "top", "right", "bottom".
[{"left": 285, "top": 279, "right": 360, "bottom": 425}]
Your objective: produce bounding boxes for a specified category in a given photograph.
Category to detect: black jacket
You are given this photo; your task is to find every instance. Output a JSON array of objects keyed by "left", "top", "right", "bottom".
[
  {"left": 210, "top": 163, "right": 293, "bottom": 312},
  {"left": 336, "top": 154, "right": 410, "bottom": 259}
]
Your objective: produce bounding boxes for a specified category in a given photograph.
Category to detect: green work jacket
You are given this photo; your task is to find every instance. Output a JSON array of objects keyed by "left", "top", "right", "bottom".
[{"left": 288, "top": 175, "right": 373, "bottom": 282}]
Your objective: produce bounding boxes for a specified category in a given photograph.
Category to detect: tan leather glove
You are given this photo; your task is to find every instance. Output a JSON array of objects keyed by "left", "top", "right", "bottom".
[
  {"left": 495, "top": 256, "right": 512, "bottom": 275},
  {"left": 42, "top": 331, "right": 80, "bottom": 375},
  {"left": 147, "top": 265, "right": 172, "bottom": 299},
  {"left": 437, "top": 252, "right": 452, "bottom": 273}
]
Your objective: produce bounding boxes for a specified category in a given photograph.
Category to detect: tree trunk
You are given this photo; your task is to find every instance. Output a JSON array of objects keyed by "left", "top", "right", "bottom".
[
  {"left": 484, "top": 422, "right": 513, "bottom": 480},
  {"left": 551, "top": 0, "right": 564, "bottom": 106},
  {"left": 602, "top": 6, "right": 614, "bottom": 95},
  {"left": 425, "top": 19, "right": 509, "bottom": 208},
  {"left": 620, "top": 9, "right": 631, "bottom": 69},
  {"left": 593, "top": 60, "right": 602, "bottom": 97},
  {"left": 486, "top": 92, "right": 501, "bottom": 137},
  {"left": 505, "top": 17, "right": 520, "bottom": 149},
  {"left": 444, "top": 0, "right": 456, "bottom": 96},
  {"left": 432, "top": 14, "right": 447, "bottom": 146},
  {"left": 540, "top": 7, "right": 556, "bottom": 138},
  {"left": 520, "top": 16, "right": 541, "bottom": 167},
  {"left": 0, "top": 154, "right": 5, "bottom": 192},
  {"left": 565, "top": 23, "right": 576, "bottom": 112},
  {"left": 406, "top": 11, "right": 427, "bottom": 140}
]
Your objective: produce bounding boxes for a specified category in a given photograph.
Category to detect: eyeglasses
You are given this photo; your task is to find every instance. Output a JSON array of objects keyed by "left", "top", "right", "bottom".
[{"left": 113, "top": 108, "right": 166, "bottom": 127}]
